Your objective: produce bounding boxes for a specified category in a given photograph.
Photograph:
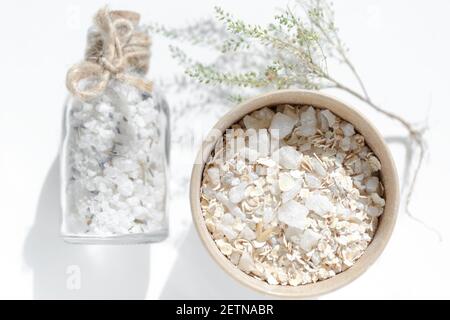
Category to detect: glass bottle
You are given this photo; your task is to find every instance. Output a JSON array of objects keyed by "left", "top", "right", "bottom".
[{"left": 60, "top": 10, "right": 169, "bottom": 244}]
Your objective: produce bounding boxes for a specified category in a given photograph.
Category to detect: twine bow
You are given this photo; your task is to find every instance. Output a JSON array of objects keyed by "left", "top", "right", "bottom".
[{"left": 66, "top": 8, "right": 152, "bottom": 101}]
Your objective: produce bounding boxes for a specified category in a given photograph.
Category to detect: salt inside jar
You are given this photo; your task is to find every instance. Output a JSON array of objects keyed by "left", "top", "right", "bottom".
[{"left": 60, "top": 8, "right": 169, "bottom": 243}]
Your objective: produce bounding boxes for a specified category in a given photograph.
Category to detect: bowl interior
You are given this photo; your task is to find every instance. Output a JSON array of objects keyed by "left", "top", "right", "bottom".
[{"left": 190, "top": 89, "right": 399, "bottom": 298}]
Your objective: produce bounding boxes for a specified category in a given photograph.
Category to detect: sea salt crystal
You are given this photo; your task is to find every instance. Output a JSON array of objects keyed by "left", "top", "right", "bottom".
[
  {"left": 263, "top": 208, "right": 276, "bottom": 224},
  {"left": 305, "top": 173, "right": 321, "bottom": 189},
  {"left": 305, "top": 193, "right": 334, "bottom": 216},
  {"left": 340, "top": 137, "right": 351, "bottom": 151},
  {"left": 222, "top": 213, "right": 235, "bottom": 225},
  {"left": 278, "top": 200, "right": 309, "bottom": 229},
  {"left": 117, "top": 177, "right": 134, "bottom": 197},
  {"left": 112, "top": 158, "right": 139, "bottom": 172},
  {"left": 253, "top": 107, "right": 275, "bottom": 122},
  {"left": 367, "top": 206, "right": 383, "bottom": 217},
  {"left": 126, "top": 196, "right": 140, "bottom": 206},
  {"left": 240, "top": 226, "right": 257, "bottom": 241},
  {"left": 243, "top": 115, "right": 268, "bottom": 129},
  {"left": 274, "top": 146, "right": 302, "bottom": 169},
  {"left": 335, "top": 203, "right": 352, "bottom": 218},
  {"left": 290, "top": 170, "right": 302, "bottom": 179},
  {"left": 283, "top": 104, "right": 298, "bottom": 118},
  {"left": 341, "top": 122, "right": 355, "bottom": 137},
  {"left": 229, "top": 182, "right": 248, "bottom": 204},
  {"left": 334, "top": 172, "right": 353, "bottom": 192},
  {"left": 320, "top": 109, "right": 336, "bottom": 127},
  {"left": 299, "top": 229, "right": 322, "bottom": 252},
  {"left": 281, "top": 183, "right": 301, "bottom": 203},
  {"left": 207, "top": 167, "right": 221, "bottom": 186},
  {"left": 298, "top": 107, "right": 317, "bottom": 137},
  {"left": 365, "top": 176, "right": 379, "bottom": 193},
  {"left": 219, "top": 224, "right": 238, "bottom": 241},
  {"left": 269, "top": 113, "right": 297, "bottom": 139}
]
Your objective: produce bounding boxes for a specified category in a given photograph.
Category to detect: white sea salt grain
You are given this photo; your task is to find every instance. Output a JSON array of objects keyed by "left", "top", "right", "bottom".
[
  {"left": 241, "top": 226, "right": 257, "bottom": 241},
  {"left": 222, "top": 213, "right": 235, "bottom": 225},
  {"left": 340, "top": 137, "right": 351, "bottom": 151},
  {"left": 366, "top": 176, "right": 380, "bottom": 193},
  {"left": 320, "top": 109, "right": 336, "bottom": 127},
  {"left": 117, "top": 177, "right": 134, "bottom": 197},
  {"left": 263, "top": 208, "right": 276, "bottom": 224},
  {"left": 278, "top": 201, "right": 309, "bottom": 230},
  {"left": 229, "top": 182, "right": 248, "bottom": 204},
  {"left": 281, "top": 183, "right": 301, "bottom": 203},
  {"left": 305, "top": 173, "right": 321, "bottom": 189},
  {"left": 275, "top": 146, "right": 302, "bottom": 169},
  {"left": 305, "top": 193, "right": 334, "bottom": 216},
  {"left": 270, "top": 113, "right": 297, "bottom": 139},
  {"left": 253, "top": 107, "right": 275, "bottom": 121},
  {"left": 243, "top": 115, "right": 267, "bottom": 130},
  {"left": 207, "top": 167, "right": 221, "bottom": 186},
  {"left": 299, "top": 229, "right": 322, "bottom": 252},
  {"left": 367, "top": 206, "right": 383, "bottom": 218},
  {"left": 342, "top": 122, "right": 355, "bottom": 137},
  {"left": 200, "top": 104, "right": 385, "bottom": 286},
  {"left": 298, "top": 107, "right": 317, "bottom": 137}
]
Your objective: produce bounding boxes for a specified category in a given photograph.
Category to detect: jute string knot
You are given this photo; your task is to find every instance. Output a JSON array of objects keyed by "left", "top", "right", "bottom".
[{"left": 66, "top": 8, "right": 152, "bottom": 101}]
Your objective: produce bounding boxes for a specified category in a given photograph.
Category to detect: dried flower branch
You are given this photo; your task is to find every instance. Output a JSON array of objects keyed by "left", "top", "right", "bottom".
[{"left": 150, "top": 0, "right": 439, "bottom": 239}]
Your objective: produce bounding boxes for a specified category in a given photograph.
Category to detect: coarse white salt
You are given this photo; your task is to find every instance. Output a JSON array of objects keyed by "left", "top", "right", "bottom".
[
  {"left": 269, "top": 113, "right": 297, "bottom": 139},
  {"left": 298, "top": 106, "right": 317, "bottom": 137},
  {"left": 278, "top": 200, "right": 309, "bottom": 230},
  {"left": 275, "top": 146, "right": 302, "bottom": 169},
  {"left": 62, "top": 82, "right": 168, "bottom": 237},
  {"left": 299, "top": 229, "right": 322, "bottom": 252},
  {"left": 305, "top": 193, "right": 334, "bottom": 217}
]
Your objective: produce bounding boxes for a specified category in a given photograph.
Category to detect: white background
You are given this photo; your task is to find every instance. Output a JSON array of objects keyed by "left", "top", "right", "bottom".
[{"left": 0, "top": 0, "right": 449, "bottom": 299}]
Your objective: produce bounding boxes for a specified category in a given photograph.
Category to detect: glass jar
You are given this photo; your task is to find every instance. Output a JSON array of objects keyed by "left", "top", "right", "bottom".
[
  {"left": 61, "top": 9, "right": 169, "bottom": 244},
  {"left": 61, "top": 81, "right": 169, "bottom": 244}
]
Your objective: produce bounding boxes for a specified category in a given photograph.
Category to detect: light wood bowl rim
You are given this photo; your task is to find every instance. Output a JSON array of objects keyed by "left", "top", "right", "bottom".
[{"left": 190, "top": 89, "right": 399, "bottom": 298}]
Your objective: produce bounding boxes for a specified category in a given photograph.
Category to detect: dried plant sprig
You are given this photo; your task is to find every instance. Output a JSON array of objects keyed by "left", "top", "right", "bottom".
[{"left": 151, "top": 0, "right": 438, "bottom": 239}]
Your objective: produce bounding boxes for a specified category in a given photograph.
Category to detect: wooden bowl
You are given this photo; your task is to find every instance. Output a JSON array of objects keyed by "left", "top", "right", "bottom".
[{"left": 190, "top": 89, "right": 399, "bottom": 298}]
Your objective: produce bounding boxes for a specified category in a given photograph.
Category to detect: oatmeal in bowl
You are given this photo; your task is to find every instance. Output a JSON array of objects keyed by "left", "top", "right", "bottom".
[{"left": 190, "top": 90, "right": 399, "bottom": 298}]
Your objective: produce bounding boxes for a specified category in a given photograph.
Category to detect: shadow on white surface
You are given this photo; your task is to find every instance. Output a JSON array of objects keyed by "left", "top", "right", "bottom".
[
  {"left": 160, "top": 226, "right": 266, "bottom": 300},
  {"left": 24, "top": 157, "right": 150, "bottom": 299}
]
